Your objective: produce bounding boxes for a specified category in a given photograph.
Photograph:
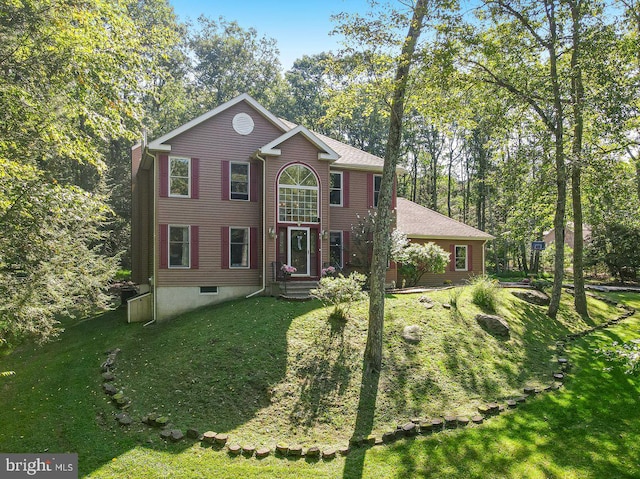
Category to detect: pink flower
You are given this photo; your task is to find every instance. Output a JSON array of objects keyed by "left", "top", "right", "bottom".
[{"left": 281, "top": 264, "right": 297, "bottom": 274}]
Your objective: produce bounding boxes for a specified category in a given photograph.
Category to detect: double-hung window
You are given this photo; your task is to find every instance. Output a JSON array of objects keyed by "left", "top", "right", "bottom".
[
  {"left": 455, "top": 245, "right": 468, "bottom": 271},
  {"left": 169, "top": 225, "right": 190, "bottom": 268},
  {"left": 329, "top": 231, "right": 343, "bottom": 268},
  {"left": 230, "top": 227, "right": 250, "bottom": 268},
  {"left": 169, "top": 157, "right": 190, "bottom": 197},
  {"left": 230, "top": 162, "right": 249, "bottom": 200},
  {"left": 330, "top": 172, "right": 343, "bottom": 206},
  {"left": 373, "top": 174, "right": 382, "bottom": 207}
]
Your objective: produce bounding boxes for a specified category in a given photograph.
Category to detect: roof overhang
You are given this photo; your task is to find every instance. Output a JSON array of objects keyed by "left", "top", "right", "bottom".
[
  {"left": 404, "top": 234, "right": 495, "bottom": 241},
  {"left": 147, "top": 93, "right": 289, "bottom": 152},
  {"left": 257, "top": 125, "right": 340, "bottom": 161}
]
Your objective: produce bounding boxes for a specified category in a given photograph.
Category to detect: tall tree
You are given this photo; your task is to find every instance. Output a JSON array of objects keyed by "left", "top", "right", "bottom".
[{"left": 365, "top": 0, "right": 431, "bottom": 373}]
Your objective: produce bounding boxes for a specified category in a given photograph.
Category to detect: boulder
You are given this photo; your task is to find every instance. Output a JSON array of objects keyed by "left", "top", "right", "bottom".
[
  {"left": 401, "top": 325, "right": 422, "bottom": 343},
  {"left": 512, "top": 289, "right": 550, "bottom": 306},
  {"left": 475, "top": 314, "right": 510, "bottom": 338}
]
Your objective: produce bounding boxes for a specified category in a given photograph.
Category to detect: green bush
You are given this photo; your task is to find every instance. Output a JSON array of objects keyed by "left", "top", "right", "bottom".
[
  {"left": 310, "top": 272, "right": 368, "bottom": 321},
  {"left": 470, "top": 275, "right": 500, "bottom": 313}
]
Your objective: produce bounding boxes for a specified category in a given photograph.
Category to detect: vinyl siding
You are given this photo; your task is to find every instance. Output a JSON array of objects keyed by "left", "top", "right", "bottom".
[
  {"left": 154, "top": 101, "right": 281, "bottom": 287},
  {"left": 131, "top": 144, "right": 152, "bottom": 284},
  {"left": 399, "top": 238, "right": 487, "bottom": 286}
]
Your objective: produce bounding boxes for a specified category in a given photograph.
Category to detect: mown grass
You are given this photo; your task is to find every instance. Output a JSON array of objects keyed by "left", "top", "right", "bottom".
[{"left": 0, "top": 288, "right": 637, "bottom": 478}]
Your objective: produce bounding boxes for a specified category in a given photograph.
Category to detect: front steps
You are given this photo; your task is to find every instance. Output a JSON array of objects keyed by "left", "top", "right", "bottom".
[{"left": 276, "top": 280, "right": 318, "bottom": 300}]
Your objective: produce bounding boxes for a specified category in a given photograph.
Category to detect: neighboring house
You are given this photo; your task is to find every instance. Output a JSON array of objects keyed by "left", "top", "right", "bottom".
[
  {"left": 131, "top": 93, "right": 492, "bottom": 322},
  {"left": 396, "top": 198, "right": 494, "bottom": 286},
  {"left": 543, "top": 223, "right": 592, "bottom": 249}
]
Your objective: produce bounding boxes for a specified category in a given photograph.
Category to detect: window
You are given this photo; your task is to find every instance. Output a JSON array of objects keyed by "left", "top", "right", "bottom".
[
  {"left": 230, "top": 162, "right": 249, "bottom": 200},
  {"left": 169, "top": 157, "right": 190, "bottom": 197},
  {"left": 330, "top": 172, "right": 342, "bottom": 206},
  {"left": 230, "top": 227, "right": 250, "bottom": 268},
  {"left": 329, "top": 231, "right": 343, "bottom": 268},
  {"left": 169, "top": 225, "right": 190, "bottom": 268},
  {"left": 278, "top": 164, "right": 319, "bottom": 223},
  {"left": 455, "top": 245, "right": 468, "bottom": 271},
  {"left": 200, "top": 286, "right": 219, "bottom": 294},
  {"left": 373, "top": 174, "right": 382, "bottom": 207}
]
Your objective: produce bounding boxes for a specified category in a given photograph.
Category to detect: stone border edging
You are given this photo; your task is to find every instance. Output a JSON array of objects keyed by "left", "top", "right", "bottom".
[{"left": 97, "top": 294, "right": 636, "bottom": 460}]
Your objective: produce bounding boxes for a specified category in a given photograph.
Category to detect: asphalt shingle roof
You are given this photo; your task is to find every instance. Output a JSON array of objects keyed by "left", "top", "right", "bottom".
[{"left": 396, "top": 197, "right": 494, "bottom": 240}]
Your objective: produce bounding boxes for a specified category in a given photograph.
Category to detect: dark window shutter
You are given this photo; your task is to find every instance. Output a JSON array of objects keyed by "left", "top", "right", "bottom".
[
  {"left": 467, "top": 244, "right": 473, "bottom": 272},
  {"left": 221, "top": 226, "right": 230, "bottom": 269},
  {"left": 250, "top": 162, "right": 259, "bottom": 202},
  {"left": 250, "top": 227, "right": 258, "bottom": 269},
  {"left": 159, "top": 155, "right": 169, "bottom": 197},
  {"left": 221, "top": 161, "right": 229, "bottom": 200},
  {"left": 367, "top": 173, "right": 373, "bottom": 208},
  {"left": 159, "top": 224, "right": 168, "bottom": 269},
  {"left": 191, "top": 158, "right": 200, "bottom": 199},
  {"left": 343, "top": 171, "right": 350, "bottom": 208},
  {"left": 450, "top": 244, "right": 456, "bottom": 272},
  {"left": 343, "top": 230, "right": 350, "bottom": 266},
  {"left": 191, "top": 225, "right": 199, "bottom": 269}
]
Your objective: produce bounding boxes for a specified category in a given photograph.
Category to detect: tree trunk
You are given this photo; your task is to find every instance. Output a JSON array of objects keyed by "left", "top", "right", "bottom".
[
  {"left": 546, "top": 0, "right": 566, "bottom": 319},
  {"left": 365, "top": 0, "right": 429, "bottom": 374},
  {"left": 569, "top": 0, "right": 589, "bottom": 318}
]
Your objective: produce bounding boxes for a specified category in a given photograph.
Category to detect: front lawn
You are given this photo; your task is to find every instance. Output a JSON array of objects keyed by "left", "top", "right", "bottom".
[{"left": 0, "top": 287, "right": 637, "bottom": 478}]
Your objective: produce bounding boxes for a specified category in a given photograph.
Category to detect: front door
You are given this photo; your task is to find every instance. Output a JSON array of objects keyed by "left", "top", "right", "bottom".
[{"left": 288, "top": 227, "right": 310, "bottom": 276}]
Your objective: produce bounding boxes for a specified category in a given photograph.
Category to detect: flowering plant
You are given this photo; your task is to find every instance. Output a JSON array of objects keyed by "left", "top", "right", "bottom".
[
  {"left": 281, "top": 264, "right": 297, "bottom": 274},
  {"left": 321, "top": 266, "right": 336, "bottom": 277}
]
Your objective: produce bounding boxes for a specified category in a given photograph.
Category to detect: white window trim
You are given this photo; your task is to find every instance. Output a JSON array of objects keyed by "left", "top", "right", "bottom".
[
  {"left": 230, "top": 162, "right": 250, "bottom": 201},
  {"left": 277, "top": 164, "right": 320, "bottom": 224},
  {"left": 229, "top": 226, "right": 250, "bottom": 269},
  {"left": 168, "top": 224, "right": 190, "bottom": 269},
  {"left": 329, "top": 230, "right": 343, "bottom": 268},
  {"left": 329, "top": 171, "right": 343, "bottom": 207},
  {"left": 168, "top": 156, "right": 191, "bottom": 198},
  {"left": 199, "top": 286, "right": 219, "bottom": 295},
  {"left": 455, "top": 244, "right": 468, "bottom": 272},
  {"left": 373, "top": 174, "right": 382, "bottom": 207}
]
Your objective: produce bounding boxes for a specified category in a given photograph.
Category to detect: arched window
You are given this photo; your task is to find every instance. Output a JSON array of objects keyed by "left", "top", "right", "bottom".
[{"left": 278, "top": 164, "right": 319, "bottom": 223}]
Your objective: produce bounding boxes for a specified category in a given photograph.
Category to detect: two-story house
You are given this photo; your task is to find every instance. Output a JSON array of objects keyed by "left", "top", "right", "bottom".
[{"left": 130, "top": 94, "right": 492, "bottom": 322}]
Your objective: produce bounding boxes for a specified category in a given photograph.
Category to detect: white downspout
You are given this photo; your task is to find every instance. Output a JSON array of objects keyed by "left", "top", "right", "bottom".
[
  {"left": 143, "top": 146, "right": 157, "bottom": 326},
  {"left": 246, "top": 152, "right": 267, "bottom": 298}
]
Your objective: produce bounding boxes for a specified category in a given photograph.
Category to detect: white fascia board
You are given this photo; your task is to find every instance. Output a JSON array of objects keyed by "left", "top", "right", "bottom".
[
  {"left": 404, "top": 234, "right": 495, "bottom": 241},
  {"left": 259, "top": 125, "right": 340, "bottom": 161},
  {"left": 331, "top": 163, "right": 406, "bottom": 175},
  {"left": 147, "top": 93, "right": 289, "bottom": 152}
]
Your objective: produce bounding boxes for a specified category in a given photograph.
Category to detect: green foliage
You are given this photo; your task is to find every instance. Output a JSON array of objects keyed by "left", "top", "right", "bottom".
[
  {"left": 0, "top": 160, "right": 118, "bottom": 345},
  {"left": 596, "top": 339, "right": 640, "bottom": 375},
  {"left": 587, "top": 221, "right": 640, "bottom": 281},
  {"left": 310, "top": 272, "right": 368, "bottom": 320},
  {"left": 470, "top": 275, "right": 500, "bottom": 313},
  {"left": 396, "top": 242, "right": 450, "bottom": 287}
]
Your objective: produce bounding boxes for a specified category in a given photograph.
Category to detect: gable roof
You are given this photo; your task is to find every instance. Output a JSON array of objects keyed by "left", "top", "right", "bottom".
[
  {"left": 148, "top": 93, "right": 393, "bottom": 172},
  {"left": 258, "top": 125, "right": 340, "bottom": 161},
  {"left": 396, "top": 197, "right": 494, "bottom": 241},
  {"left": 278, "top": 119, "right": 394, "bottom": 173},
  {"left": 147, "top": 93, "right": 289, "bottom": 152}
]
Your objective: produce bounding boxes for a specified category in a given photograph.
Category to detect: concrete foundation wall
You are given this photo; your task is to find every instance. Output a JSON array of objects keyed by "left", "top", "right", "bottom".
[{"left": 156, "top": 285, "right": 261, "bottom": 321}]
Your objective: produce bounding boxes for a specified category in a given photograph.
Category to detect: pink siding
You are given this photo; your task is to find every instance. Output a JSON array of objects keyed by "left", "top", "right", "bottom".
[
  {"left": 400, "top": 238, "right": 487, "bottom": 287},
  {"left": 154, "top": 101, "right": 281, "bottom": 287}
]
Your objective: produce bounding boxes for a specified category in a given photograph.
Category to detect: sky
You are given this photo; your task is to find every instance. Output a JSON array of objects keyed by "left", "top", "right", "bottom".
[{"left": 169, "top": 0, "right": 370, "bottom": 71}]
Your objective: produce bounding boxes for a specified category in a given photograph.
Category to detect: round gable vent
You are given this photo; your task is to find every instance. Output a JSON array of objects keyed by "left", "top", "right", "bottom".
[{"left": 232, "top": 112, "right": 255, "bottom": 135}]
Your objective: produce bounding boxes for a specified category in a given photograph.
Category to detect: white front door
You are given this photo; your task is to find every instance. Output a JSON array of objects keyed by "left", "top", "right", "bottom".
[{"left": 288, "top": 227, "right": 310, "bottom": 276}]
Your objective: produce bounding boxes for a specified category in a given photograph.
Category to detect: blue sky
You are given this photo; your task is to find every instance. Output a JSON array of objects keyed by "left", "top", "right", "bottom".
[{"left": 169, "top": 0, "right": 370, "bottom": 70}]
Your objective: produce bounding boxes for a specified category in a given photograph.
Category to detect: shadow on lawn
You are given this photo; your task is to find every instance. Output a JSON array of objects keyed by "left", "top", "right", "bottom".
[
  {"left": 0, "top": 298, "right": 324, "bottom": 477},
  {"left": 379, "top": 324, "right": 640, "bottom": 479}
]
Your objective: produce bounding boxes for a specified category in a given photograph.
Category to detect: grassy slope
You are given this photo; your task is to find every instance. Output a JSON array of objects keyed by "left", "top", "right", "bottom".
[{"left": 0, "top": 289, "right": 637, "bottom": 478}]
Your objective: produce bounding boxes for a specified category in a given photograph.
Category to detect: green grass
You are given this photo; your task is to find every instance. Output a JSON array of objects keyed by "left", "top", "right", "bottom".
[{"left": 0, "top": 288, "right": 638, "bottom": 478}]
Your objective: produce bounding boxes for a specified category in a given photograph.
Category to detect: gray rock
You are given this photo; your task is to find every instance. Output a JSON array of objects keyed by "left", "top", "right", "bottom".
[
  {"left": 512, "top": 289, "right": 550, "bottom": 306},
  {"left": 401, "top": 325, "right": 422, "bottom": 343},
  {"left": 103, "top": 383, "right": 118, "bottom": 396},
  {"left": 475, "top": 314, "right": 510, "bottom": 337}
]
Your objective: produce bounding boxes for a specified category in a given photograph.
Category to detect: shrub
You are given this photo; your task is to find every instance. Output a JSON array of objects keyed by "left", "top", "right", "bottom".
[
  {"left": 396, "top": 242, "right": 450, "bottom": 287},
  {"left": 310, "top": 272, "right": 368, "bottom": 321},
  {"left": 448, "top": 288, "right": 461, "bottom": 310},
  {"left": 470, "top": 275, "right": 500, "bottom": 313}
]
